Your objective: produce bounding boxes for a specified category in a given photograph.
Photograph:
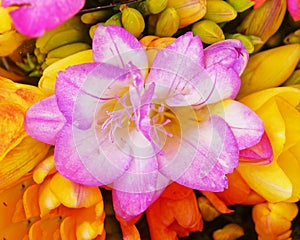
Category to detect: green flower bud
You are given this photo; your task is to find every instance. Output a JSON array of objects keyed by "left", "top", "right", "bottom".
[
  {"left": 104, "top": 12, "right": 122, "bottom": 27},
  {"left": 284, "top": 29, "right": 300, "bottom": 44},
  {"left": 121, "top": 7, "right": 145, "bottom": 38},
  {"left": 155, "top": 7, "right": 180, "bottom": 37},
  {"left": 80, "top": 9, "right": 113, "bottom": 25},
  {"left": 204, "top": 0, "right": 237, "bottom": 23},
  {"left": 192, "top": 19, "right": 224, "bottom": 44},
  {"left": 146, "top": 0, "right": 168, "bottom": 14},
  {"left": 226, "top": 0, "right": 254, "bottom": 12},
  {"left": 283, "top": 70, "right": 300, "bottom": 86}
]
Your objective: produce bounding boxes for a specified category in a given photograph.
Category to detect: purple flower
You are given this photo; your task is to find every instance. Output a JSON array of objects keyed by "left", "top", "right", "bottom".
[
  {"left": 2, "top": 0, "right": 85, "bottom": 37},
  {"left": 25, "top": 25, "right": 264, "bottom": 220}
]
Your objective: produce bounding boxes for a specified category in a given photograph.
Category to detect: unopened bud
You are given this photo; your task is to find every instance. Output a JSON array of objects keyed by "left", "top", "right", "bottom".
[
  {"left": 226, "top": 0, "right": 254, "bottom": 13},
  {"left": 155, "top": 7, "right": 180, "bottom": 37},
  {"left": 121, "top": 7, "right": 145, "bottom": 38},
  {"left": 146, "top": 0, "right": 168, "bottom": 14},
  {"left": 192, "top": 19, "right": 225, "bottom": 44},
  {"left": 204, "top": 0, "right": 237, "bottom": 23}
]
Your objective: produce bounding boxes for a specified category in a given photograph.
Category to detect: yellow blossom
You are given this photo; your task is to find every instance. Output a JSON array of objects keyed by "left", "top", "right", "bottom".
[
  {"left": 238, "top": 87, "right": 300, "bottom": 202},
  {"left": 0, "top": 78, "right": 49, "bottom": 189}
]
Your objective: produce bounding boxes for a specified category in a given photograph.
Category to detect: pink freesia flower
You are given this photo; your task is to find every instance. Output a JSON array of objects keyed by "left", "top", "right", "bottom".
[
  {"left": 252, "top": 0, "right": 300, "bottom": 21},
  {"left": 25, "top": 25, "right": 264, "bottom": 220},
  {"left": 2, "top": 0, "right": 85, "bottom": 37}
]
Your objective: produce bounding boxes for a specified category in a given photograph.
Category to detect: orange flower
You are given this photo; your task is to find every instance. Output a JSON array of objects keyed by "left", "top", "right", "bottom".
[
  {"left": 146, "top": 183, "right": 203, "bottom": 239},
  {"left": 252, "top": 202, "right": 298, "bottom": 240},
  {"left": 0, "top": 153, "right": 106, "bottom": 240}
]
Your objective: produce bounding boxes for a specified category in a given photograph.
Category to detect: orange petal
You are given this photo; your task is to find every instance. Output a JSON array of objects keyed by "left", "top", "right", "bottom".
[
  {"left": 161, "top": 182, "right": 193, "bottom": 200},
  {"left": 29, "top": 216, "right": 63, "bottom": 240},
  {"left": 215, "top": 170, "right": 251, "bottom": 205},
  {"left": 60, "top": 216, "right": 77, "bottom": 240},
  {"left": 0, "top": 219, "right": 34, "bottom": 240},
  {"left": 49, "top": 173, "right": 102, "bottom": 208},
  {"left": 0, "top": 178, "right": 32, "bottom": 228},
  {"left": 23, "top": 184, "right": 40, "bottom": 219},
  {"left": 38, "top": 179, "right": 60, "bottom": 217},
  {"left": 201, "top": 191, "right": 234, "bottom": 214}
]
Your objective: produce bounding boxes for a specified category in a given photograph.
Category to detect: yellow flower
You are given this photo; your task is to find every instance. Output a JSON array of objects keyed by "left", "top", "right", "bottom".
[
  {"left": 0, "top": 2, "right": 28, "bottom": 56},
  {"left": 237, "top": 86, "right": 300, "bottom": 202},
  {"left": 0, "top": 78, "right": 49, "bottom": 190},
  {"left": 252, "top": 202, "right": 298, "bottom": 240}
]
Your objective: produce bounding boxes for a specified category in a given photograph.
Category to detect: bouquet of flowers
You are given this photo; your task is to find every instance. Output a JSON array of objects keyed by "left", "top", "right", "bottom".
[{"left": 0, "top": 0, "right": 300, "bottom": 239}]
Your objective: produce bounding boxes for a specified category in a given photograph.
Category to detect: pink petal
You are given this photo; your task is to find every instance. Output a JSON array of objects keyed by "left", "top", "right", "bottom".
[
  {"left": 147, "top": 32, "right": 214, "bottom": 106},
  {"left": 2, "top": 0, "right": 84, "bottom": 37},
  {"left": 209, "top": 99, "right": 264, "bottom": 150},
  {"left": 55, "top": 63, "right": 129, "bottom": 129},
  {"left": 54, "top": 123, "right": 103, "bottom": 186},
  {"left": 287, "top": 0, "right": 300, "bottom": 21},
  {"left": 159, "top": 114, "right": 239, "bottom": 192},
  {"left": 239, "top": 132, "right": 273, "bottom": 165},
  {"left": 204, "top": 65, "right": 241, "bottom": 104},
  {"left": 25, "top": 95, "right": 66, "bottom": 145},
  {"left": 93, "top": 25, "right": 148, "bottom": 71},
  {"left": 112, "top": 189, "right": 164, "bottom": 220},
  {"left": 55, "top": 123, "right": 132, "bottom": 186},
  {"left": 204, "top": 39, "right": 249, "bottom": 76}
]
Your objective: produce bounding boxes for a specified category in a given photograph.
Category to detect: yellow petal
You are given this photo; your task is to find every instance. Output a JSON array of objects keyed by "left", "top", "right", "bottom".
[
  {"left": 256, "top": 97, "right": 285, "bottom": 158},
  {"left": 268, "top": 202, "right": 298, "bottom": 221},
  {"left": 39, "top": 50, "right": 93, "bottom": 95},
  {"left": 275, "top": 96, "right": 300, "bottom": 151},
  {"left": 0, "top": 136, "right": 50, "bottom": 189},
  {"left": 237, "top": 161, "right": 292, "bottom": 202},
  {"left": 0, "top": 78, "right": 45, "bottom": 108},
  {"left": 278, "top": 147, "right": 300, "bottom": 202},
  {"left": 0, "top": 7, "right": 13, "bottom": 33},
  {"left": 33, "top": 152, "right": 56, "bottom": 184},
  {"left": 49, "top": 173, "right": 102, "bottom": 208},
  {"left": 0, "top": 30, "right": 28, "bottom": 56},
  {"left": 239, "top": 87, "right": 300, "bottom": 111},
  {"left": 0, "top": 103, "right": 26, "bottom": 159}
]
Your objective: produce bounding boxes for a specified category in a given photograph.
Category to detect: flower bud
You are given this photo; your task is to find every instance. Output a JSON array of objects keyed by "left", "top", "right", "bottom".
[
  {"left": 167, "top": 0, "right": 206, "bottom": 28},
  {"left": 121, "top": 7, "right": 145, "bottom": 38},
  {"left": 226, "top": 33, "right": 254, "bottom": 53},
  {"left": 192, "top": 19, "right": 225, "bottom": 44},
  {"left": 155, "top": 7, "right": 180, "bottom": 37},
  {"left": 80, "top": 9, "right": 112, "bottom": 25},
  {"left": 238, "top": 44, "right": 300, "bottom": 98},
  {"left": 104, "top": 12, "right": 122, "bottom": 27},
  {"left": 284, "top": 29, "right": 300, "bottom": 44},
  {"left": 283, "top": 69, "right": 300, "bottom": 86},
  {"left": 204, "top": 0, "right": 237, "bottom": 23},
  {"left": 198, "top": 197, "right": 221, "bottom": 221},
  {"left": 213, "top": 223, "right": 244, "bottom": 240},
  {"left": 226, "top": 0, "right": 254, "bottom": 12},
  {"left": 237, "top": 0, "right": 286, "bottom": 52},
  {"left": 146, "top": 0, "right": 168, "bottom": 14},
  {"left": 252, "top": 202, "right": 298, "bottom": 240}
]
